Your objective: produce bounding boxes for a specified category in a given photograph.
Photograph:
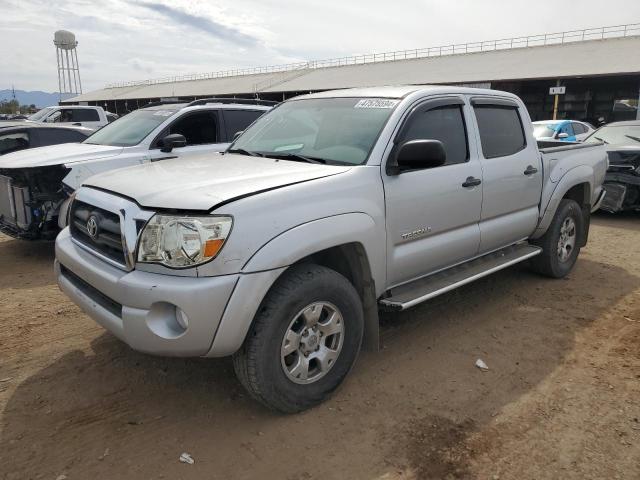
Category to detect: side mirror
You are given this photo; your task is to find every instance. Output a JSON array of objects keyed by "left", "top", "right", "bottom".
[
  {"left": 392, "top": 139, "right": 446, "bottom": 174},
  {"left": 557, "top": 132, "right": 569, "bottom": 140},
  {"left": 160, "top": 133, "right": 187, "bottom": 153},
  {"left": 233, "top": 131, "right": 243, "bottom": 141}
]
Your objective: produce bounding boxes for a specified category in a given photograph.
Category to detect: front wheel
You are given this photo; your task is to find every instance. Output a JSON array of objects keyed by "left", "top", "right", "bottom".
[
  {"left": 233, "top": 264, "right": 364, "bottom": 413},
  {"left": 529, "top": 199, "right": 584, "bottom": 278}
]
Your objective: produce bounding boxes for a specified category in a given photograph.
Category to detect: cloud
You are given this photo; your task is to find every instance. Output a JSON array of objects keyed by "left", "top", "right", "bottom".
[
  {"left": 137, "top": 1, "right": 258, "bottom": 47},
  {"left": 3, "top": 0, "right": 640, "bottom": 93}
]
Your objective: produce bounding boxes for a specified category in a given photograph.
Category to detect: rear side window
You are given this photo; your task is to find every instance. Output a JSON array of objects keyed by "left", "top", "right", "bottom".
[
  {"left": 474, "top": 106, "right": 526, "bottom": 158},
  {"left": 0, "top": 132, "right": 30, "bottom": 155},
  {"left": 573, "top": 123, "right": 587, "bottom": 134},
  {"left": 37, "top": 128, "right": 88, "bottom": 146},
  {"left": 400, "top": 105, "right": 468, "bottom": 165},
  {"left": 223, "top": 110, "right": 264, "bottom": 140},
  {"left": 72, "top": 109, "right": 100, "bottom": 122}
]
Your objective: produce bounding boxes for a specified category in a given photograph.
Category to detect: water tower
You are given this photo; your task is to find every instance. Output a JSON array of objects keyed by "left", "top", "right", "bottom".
[{"left": 53, "top": 30, "right": 82, "bottom": 100}]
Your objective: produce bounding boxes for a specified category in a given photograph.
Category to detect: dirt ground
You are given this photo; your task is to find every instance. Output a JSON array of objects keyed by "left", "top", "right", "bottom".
[{"left": 1, "top": 213, "right": 639, "bottom": 480}]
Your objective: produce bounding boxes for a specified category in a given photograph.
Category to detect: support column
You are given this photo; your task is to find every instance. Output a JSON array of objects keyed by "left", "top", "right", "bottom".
[{"left": 636, "top": 80, "right": 640, "bottom": 120}]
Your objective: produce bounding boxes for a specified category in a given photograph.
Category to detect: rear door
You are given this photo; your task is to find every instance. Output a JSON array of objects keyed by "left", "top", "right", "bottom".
[
  {"left": 470, "top": 97, "right": 542, "bottom": 254},
  {"left": 70, "top": 109, "right": 102, "bottom": 129},
  {"left": 383, "top": 96, "right": 483, "bottom": 287}
]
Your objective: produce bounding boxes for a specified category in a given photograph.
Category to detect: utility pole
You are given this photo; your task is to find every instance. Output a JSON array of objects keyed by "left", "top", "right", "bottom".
[
  {"left": 552, "top": 80, "right": 560, "bottom": 120},
  {"left": 11, "top": 85, "right": 17, "bottom": 114}
]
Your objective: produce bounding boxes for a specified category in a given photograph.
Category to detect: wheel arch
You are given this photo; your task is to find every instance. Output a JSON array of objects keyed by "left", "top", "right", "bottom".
[
  {"left": 293, "top": 243, "right": 379, "bottom": 351},
  {"left": 207, "top": 213, "right": 384, "bottom": 357},
  {"left": 532, "top": 165, "right": 593, "bottom": 243}
]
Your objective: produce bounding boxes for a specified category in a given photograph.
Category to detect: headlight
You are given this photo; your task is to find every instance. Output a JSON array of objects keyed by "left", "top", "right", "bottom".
[{"left": 137, "top": 215, "right": 232, "bottom": 268}]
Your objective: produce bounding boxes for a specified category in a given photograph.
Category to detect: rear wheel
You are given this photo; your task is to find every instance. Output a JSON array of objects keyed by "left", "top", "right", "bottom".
[
  {"left": 233, "top": 264, "right": 364, "bottom": 413},
  {"left": 530, "top": 199, "right": 584, "bottom": 278}
]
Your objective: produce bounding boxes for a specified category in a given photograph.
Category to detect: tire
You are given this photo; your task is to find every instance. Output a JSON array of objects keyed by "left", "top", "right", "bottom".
[
  {"left": 233, "top": 263, "right": 364, "bottom": 413},
  {"left": 529, "top": 199, "right": 584, "bottom": 278}
]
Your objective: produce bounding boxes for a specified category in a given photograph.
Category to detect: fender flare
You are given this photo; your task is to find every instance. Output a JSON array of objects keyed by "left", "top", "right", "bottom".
[
  {"left": 241, "top": 212, "right": 385, "bottom": 285},
  {"left": 207, "top": 213, "right": 385, "bottom": 357},
  {"left": 532, "top": 165, "right": 593, "bottom": 239}
]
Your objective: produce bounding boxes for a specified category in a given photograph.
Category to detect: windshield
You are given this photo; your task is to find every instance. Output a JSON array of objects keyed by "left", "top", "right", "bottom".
[
  {"left": 584, "top": 125, "right": 640, "bottom": 145},
  {"left": 83, "top": 109, "right": 177, "bottom": 146},
  {"left": 533, "top": 124, "right": 558, "bottom": 139},
  {"left": 28, "top": 107, "right": 55, "bottom": 121},
  {"left": 230, "top": 97, "right": 399, "bottom": 165}
]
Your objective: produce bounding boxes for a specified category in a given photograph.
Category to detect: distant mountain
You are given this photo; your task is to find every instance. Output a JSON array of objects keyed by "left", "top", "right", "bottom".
[{"left": 0, "top": 90, "right": 76, "bottom": 108}]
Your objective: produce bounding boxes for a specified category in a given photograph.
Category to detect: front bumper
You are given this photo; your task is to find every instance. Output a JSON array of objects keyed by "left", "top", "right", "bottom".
[{"left": 56, "top": 228, "right": 239, "bottom": 357}]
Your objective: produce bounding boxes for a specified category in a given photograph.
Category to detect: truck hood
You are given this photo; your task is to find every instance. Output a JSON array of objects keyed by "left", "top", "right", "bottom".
[
  {"left": 84, "top": 153, "right": 352, "bottom": 210},
  {"left": 0, "top": 143, "right": 123, "bottom": 169}
]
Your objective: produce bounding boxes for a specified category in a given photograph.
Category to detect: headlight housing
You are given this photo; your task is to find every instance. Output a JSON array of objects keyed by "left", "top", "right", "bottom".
[{"left": 137, "top": 215, "right": 232, "bottom": 268}]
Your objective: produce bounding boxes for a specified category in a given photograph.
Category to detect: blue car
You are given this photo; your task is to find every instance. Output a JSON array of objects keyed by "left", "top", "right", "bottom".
[{"left": 533, "top": 120, "right": 595, "bottom": 142}]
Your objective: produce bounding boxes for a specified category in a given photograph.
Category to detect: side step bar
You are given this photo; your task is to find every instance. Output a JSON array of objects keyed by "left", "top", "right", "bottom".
[{"left": 380, "top": 243, "right": 542, "bottom": 311}]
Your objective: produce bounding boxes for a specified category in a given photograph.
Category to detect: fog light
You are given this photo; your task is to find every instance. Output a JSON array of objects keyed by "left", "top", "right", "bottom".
[{"left": 176, "top": 308, "right": 190, "bottom": 330}]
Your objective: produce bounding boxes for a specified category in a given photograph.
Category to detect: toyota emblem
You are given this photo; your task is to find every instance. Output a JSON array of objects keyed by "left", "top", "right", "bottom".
[{"left": 86, "top": 216, "right": 99, "bottom": 240}]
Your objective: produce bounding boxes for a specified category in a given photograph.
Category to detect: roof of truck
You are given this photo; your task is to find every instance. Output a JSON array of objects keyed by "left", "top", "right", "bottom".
[{"left": 296, "top": 85, "right": 518, "bottom": 100}]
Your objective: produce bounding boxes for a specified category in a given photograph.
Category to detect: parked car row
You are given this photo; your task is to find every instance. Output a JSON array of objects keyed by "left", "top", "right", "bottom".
[{"left": 0, "top": 98, "right": 274, "bottom": 239}]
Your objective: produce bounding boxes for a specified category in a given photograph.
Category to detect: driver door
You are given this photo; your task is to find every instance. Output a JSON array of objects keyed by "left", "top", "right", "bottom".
[{"left": 383, "top": 97, "right": 483, "bottom": 287}]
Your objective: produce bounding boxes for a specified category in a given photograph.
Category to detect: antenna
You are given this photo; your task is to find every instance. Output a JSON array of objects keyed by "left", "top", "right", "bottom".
[{"left": 53, "top": 30, "right": 82, "bottom": 102}]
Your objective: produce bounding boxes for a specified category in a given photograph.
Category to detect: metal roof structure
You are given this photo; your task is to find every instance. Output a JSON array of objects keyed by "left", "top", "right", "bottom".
[{"left": 64, "top": 23, "right": 640, "bottom": 104}]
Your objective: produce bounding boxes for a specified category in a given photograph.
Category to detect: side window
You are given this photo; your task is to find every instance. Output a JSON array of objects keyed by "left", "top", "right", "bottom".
[
  {"left": 474, "top": 105, "right": 526, "bottom": 158},
  {"left": 223, "top": 109, "right": 264, "bottom": 140},
  {"left": 572, "top": 123, "right": 586, "bottom": 134},
  {"left": 0, "top": 132, "right": 30, "bottom": 154},
  {"left": 56, "top": 109, "right": 75, "bottom": 123},
  {"left": 37, "top": 128, "right": 88, "bottom": 146},
  {"left": 167, "top": 111, "right": 218, "bottom": 145},
  {"left": 399, "top": 105, "right": 468, "bottom": 166},
  {"left": 72, "top": 109, "right": 100, "bottom": 122}
]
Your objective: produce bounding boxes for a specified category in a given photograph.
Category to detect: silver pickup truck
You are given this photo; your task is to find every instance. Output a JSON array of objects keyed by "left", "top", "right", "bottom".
[{"left": 55, "top": 86, "right": 607, "bottom": 412}]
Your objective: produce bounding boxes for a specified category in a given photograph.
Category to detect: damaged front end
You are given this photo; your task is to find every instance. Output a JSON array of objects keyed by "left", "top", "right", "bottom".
[
  {"left": 0, "top": 166, "right": 71, "bottom": 240},
  {"left": 600, "top": 149, "right": 640, "bottom": 213}
]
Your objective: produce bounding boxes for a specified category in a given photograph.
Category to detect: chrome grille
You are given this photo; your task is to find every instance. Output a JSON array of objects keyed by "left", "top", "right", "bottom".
[{"left": 69, "top": 199, "right": 126, "bottom": 266}]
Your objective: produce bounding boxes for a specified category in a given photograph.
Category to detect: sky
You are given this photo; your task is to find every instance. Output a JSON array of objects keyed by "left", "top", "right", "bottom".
[{"left": 2, "top": 0, "right": 640, "bottom": 94}]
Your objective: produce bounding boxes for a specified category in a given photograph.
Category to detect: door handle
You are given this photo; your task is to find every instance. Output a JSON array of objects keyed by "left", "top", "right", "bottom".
[
  {"left": 524, "top": 165, "right": 538, "bottom": 176},
  {"left": 462, "top": 176, "right": 482, "bottom": 188}
]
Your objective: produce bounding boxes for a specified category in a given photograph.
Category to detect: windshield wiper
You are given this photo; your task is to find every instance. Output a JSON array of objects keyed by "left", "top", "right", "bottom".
[
  {"left": 262, "top": 153, "right": 327, "bottom": 164},
  {"left": 593, "top": 136, "right": 609, "bottom": 144},
  {"left": 624, "top": 134, "right": 640, "bottom": 144},
  {"left": 226, "top": 148, "right": 263, "bottom": 157}
]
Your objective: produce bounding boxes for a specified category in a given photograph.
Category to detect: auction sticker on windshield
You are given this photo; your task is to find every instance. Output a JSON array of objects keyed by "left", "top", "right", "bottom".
[{"left": 354, "top": 99, "right": 399, "bottom": 109}]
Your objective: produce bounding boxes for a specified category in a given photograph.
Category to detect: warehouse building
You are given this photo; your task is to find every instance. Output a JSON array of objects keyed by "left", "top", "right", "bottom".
[{"left": 63, "top": 23, "right": 640, "bottom": 124}]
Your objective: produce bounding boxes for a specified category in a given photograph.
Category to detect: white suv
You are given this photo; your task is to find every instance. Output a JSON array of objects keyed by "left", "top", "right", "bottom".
[
  {"left": 0, "top": 98, "right": 274, "bottom": 239},
  {"left": 26, "top": 105, "right": 114, "bottom": 130}
]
